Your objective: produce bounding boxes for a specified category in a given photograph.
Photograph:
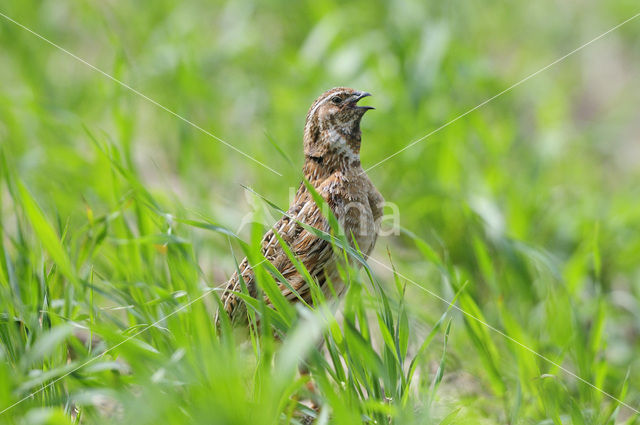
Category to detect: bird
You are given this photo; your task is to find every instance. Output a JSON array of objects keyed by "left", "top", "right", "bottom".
[{"left": 217, "top": 87, "right": 384, "bottom": 326}]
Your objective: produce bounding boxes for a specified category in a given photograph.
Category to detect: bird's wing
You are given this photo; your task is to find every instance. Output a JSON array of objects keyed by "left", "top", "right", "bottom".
[{"left": 219, "top": 176, "right": 342, "bottom": 323}]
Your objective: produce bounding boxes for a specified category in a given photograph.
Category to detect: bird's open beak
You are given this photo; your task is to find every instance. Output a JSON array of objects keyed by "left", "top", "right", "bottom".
[{"left": 349, "top": 91, "right": 374, "bottom": 111}]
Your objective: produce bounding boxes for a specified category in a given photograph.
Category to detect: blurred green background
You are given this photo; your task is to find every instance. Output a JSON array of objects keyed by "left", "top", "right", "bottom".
[{"left": 1, "top": 0, "right": 640, "bottom": 423}]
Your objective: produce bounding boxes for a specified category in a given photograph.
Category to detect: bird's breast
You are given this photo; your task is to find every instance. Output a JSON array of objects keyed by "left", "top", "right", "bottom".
[{"left": 335, "top": 191, "right": 378, "bottom": 256}]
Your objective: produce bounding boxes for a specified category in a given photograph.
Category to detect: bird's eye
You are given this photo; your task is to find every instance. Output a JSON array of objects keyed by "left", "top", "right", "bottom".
[{"left": 331, "top": 96, "right": 342, "bottom": 105}]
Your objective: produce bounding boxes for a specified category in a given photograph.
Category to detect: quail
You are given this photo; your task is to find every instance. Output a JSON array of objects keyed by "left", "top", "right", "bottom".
[{"left": 218, "top": 87, "right": 384, "bottom": 325}]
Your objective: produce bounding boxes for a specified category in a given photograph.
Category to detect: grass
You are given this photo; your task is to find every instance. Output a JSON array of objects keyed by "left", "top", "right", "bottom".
[{"left": 1, "top": 0, "right": 640, "bottom": 423}]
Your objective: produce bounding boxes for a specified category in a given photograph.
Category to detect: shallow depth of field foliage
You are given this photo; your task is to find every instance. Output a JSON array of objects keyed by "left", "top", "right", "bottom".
[{"left": 1, "top": 0, "right": 640, "bottom": 424}]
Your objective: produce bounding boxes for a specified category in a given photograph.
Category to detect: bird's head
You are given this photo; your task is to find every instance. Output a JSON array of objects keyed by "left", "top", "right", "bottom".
[{"left": 303, "top": 87, "right": 373, "bottom": 160}]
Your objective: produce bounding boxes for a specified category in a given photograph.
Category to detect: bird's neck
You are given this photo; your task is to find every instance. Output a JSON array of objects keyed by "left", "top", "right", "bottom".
[{"left": 303, "top": 128, "right": 362, "bottom": 181}]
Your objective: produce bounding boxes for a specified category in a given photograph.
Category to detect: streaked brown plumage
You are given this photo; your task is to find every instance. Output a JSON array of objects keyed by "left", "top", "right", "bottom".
[{"left": 218, "top": 87, "right": 384, "bottom": 325}]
